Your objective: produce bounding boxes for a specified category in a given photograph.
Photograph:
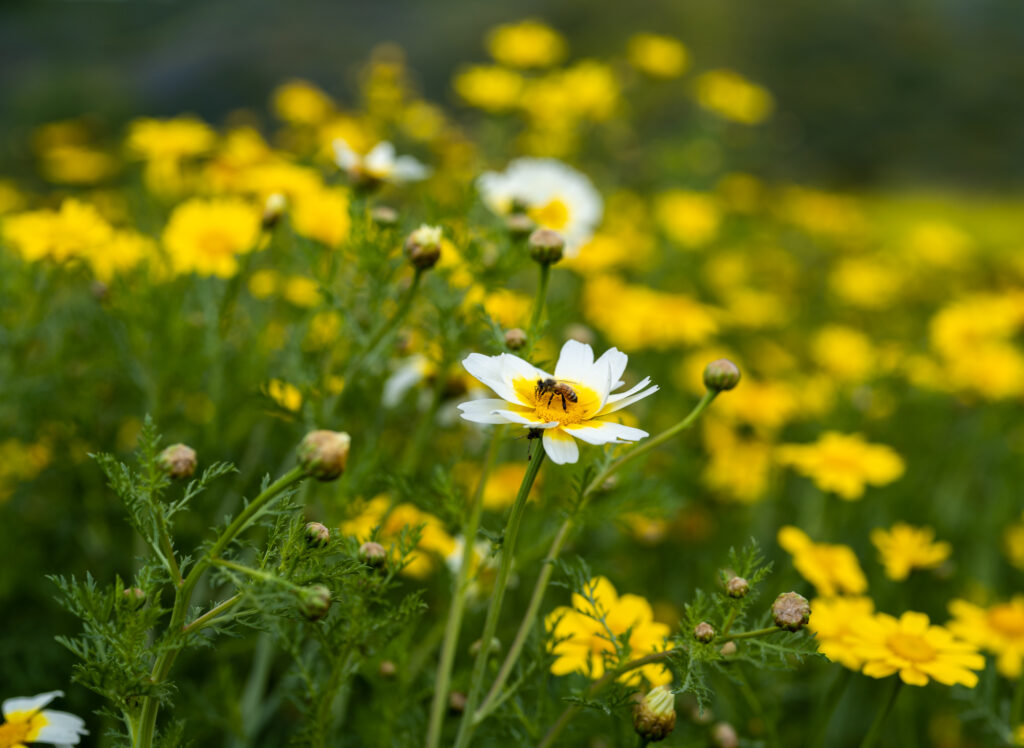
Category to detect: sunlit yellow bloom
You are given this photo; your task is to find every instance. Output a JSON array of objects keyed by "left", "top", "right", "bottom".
[
  {"left": 829, "top": 257, "right": 904, "bottom": 310},
  {"left": 627, "top": 33, "right": 689, "bottom": 78},
  {"left": 290, "top": 186, "right": 351, "bottom": 248},
  {"left": 341, "top": 496, "right": 456, "bottom": 578},
  {"left": 162, "top": 198, "right": 261, "bottom": 278},
  {"left": 272, "top": 79, "right": 335, "bottom": 125},
  {"left": 2, "top": 199, "right": 113, "bottom": 263},
  {"left": 811, "top": 325, "right": 877, "bottom": 383},
  {"left": 0, "top": 691, "right": 87, "bottom": 746},
  {"left": 87, "top": 230, "right": 156, "bottom": 282},
  {"left": 126, "top": 116, "right": 215, "bottom": 161},
  {"left": 545, "top": 576, "right": 672, "bottom": 686},
  {"left": 486, "top": 19, "right": 566, "bottom": 69},
  {"left": 870, "top": 523, "right": 951, "bottom": 581},
  {"left": 948, "top": 597, "right": 1024, "bottom": 679},
  {"left": 453, "top": 65, "right": 524, "bottom": 112},
  {"left": 558, "top": 61, "right": 620, "bottom": 121},
  {"left": 654, "top": 190, "right": 721, "bottom": 248},
  {"left": 776, "top": 432, "right": 905, "bottom": 500},
  {"left": 850, "top": 611, "right": 984, "bottom": 687},
  {"left": 694, "top": 70, "right": 773, "bottom": 125},
  {"left": 264, "top": 379, "right": 302, "bottom": 413},
  {"left": 778, "top": 526, "right": 868, "bottom": 597},
  {"left": 809, "top": 596, "right": 876, "bottom": 670},
  {"left": 482, "top": 289, "right": 532, "bottom": 329}
]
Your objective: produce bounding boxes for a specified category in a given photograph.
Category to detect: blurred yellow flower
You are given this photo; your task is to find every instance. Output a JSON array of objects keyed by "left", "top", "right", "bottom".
[
  {"left": 39, "top": 145, "right": 117, "bottom": 185},
  {"left": 126, "top": 116, "right": 215, "bottom": 161},
  {"left": 545, "top": 576, "right": 672, "bottom": 686},
  {"left": 829, "top": 257, "right": 904, "bottom": 310},
  {"left": 272, "top": 79, "right": 335, "bottom": 126},
  {"left": 811, "top": 325, "right": 876, "bottom": 383},
  {"left": 264, "top": 379, "right": 302, "bottom": 412},
  {"left": 0, "top": 179, "right": 25, "bottom": 215},
  {"left": 481, "top": 288, "right": 532, "bottom": 329},
  {"left": 713, "top": 379, "right": 798, "bottom": 433},
  {"left": 948, "top": 597, "right": 1024, "bottom": 678},
  {"left": 809, "top": 596, "right": 876, "bottom": 669},
  {"left": 248, "top": 268, "right": 279, "bottom": 299},
  {"left": 850, "top": 611, "right": 984, "bottom": 687},
  {"left": 341, "top": 496, "right": 456, "bottom": 578},
  {"left": 870, "top": 523, "right": 951, "bottom": 581},
  {"left": 162, "top": 198, "right": 262, "bottom": 277},
  {"left": 0, "top": 438, "right": 52, "bottom": 503},
  {"left": 1005, "top": 513, "right": 1024, "bottom": 571},
  {"left": 627, "top": 33, "right": 689, "bottom": 79},
  {"left": 559, "top": 61, "right": 620, "bottom": 121},
  {"left": 655, "top": 190, "right": 721, "bottom": 248},
  {"left": 776, "top": 432, "right": 905, "bottom": 500},
  {"left": 87, "top": 230, "right": 156, "bottom": 282},
  {"left": 905, "top": 221, "right": 972, "bottom": 267},
  {"left": 694, "top": 70, "right": 773, "bottom": 125},
  {"left": 486, "top": 19, "right": 566, "bottom": 69},
  {"left": 290, "top": 186, "right": 351, "bottom": 248},
  {"left": 701, "top": 420, "right": 773, "bottom": 504},
  {"left": 3, "top": 198, "right": 117, "bottom": 264},
  {"left": 778, "top": 525, "right": 868, "bottom": 597},
  {"left": 453, "top": 65, "right": 524, "bottom": 112},
  {"left": 282, "top": 276, "right": 322, "bottom": 308}
]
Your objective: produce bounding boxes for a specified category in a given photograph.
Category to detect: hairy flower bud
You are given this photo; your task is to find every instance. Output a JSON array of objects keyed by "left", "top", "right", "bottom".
[
  {"left": 632, "top": 685, "right": 676, "bottom": 742},
  {"left": 719, "top": 641, "right": 737, "bottom": 656},
  {"left": 261, "top": 192, "right": 287, "bottom": 230},
  {"left": 123, "top": 587, "right": 145, "bottom": 606},
  {"left": 726, "top": 576, "right": 749, "bottom": 599},
  {"left": 404, "top": 224, "right": 443, "bottom": 270},
  {"left": 711, "top": 722, "right": 739, "bottom": 748},
  {"left": 378, "top": 660, "right": 397, "bottom": 678},
  {"left": 359, "top": 541, "right": 388, "bottom": 566},
  {"left": 772, "top": 592, "right": 811, "bottom": 631},
  {"left": 694, "top": 621, "right": 716, "bottom": 643},
  {"left": 528, "top": 228, "right": 565, "bottom": 265},
  {"left": 298, "top": 430, "right": 351, "bottom": 481},
  {"left": 505, "top": 212, "right": 536, "bottom": 237},
  {"left": 304, "top": 521, "right": 330, "bottom": 548},
  {"left": 370, "top": 205, "right": 399, "bottom": 227},
  {"left": 703, "top": 359, "right": 741, "bottom": 392},
  {"left": 299, "top": 584, "right": 332, "bottom": 621},
  {"left": 158, "top": 443, "right": 197, "bottom": 480},
  {"left": 504, "top": 327, "right": 528, "bottom": 351}
]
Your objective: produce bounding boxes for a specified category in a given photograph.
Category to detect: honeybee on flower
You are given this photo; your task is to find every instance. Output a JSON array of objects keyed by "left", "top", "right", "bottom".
[
  {"left": 457, "top": 340, "right": 657, "bottom": 464},
  {"left": 332, "top": 138, "right": 430, "bottom": 187}
]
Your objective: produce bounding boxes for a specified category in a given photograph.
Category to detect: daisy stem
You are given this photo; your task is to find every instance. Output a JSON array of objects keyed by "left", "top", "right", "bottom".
[
  {"left": 858, "top": 678, "right": 902, "bottom": 748},
  {"left": 526, "top": 263, "right": 551, "bottom": 346},
  {"left": 425, "top": 427, "right": 504, "bottom": 748},
  {"left": 181, "top": 593, "right": 242, "bottom": 635},
  {"left": 476, "top": 390, "right": 719, "bottom": 720},
  {"left": 724, "top": 626, "right": 780, "bottom": 641},
  {"left": 453, "top": 449, "right": 546, "bottom": 748}
]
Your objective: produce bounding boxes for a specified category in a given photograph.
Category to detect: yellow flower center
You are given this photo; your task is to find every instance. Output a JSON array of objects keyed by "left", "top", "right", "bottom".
[
  {"left": 529, "top": 198, "right": 570, "bottom": 231},
  {"left": 0, "top": 711, "right": 47, "bottom": 747},
  {"left": 887, "top": 632, "right": 935, "bottom": 662},
  {"left": 198, "top": 229, "right": 236, "bottom": 257},
  {"left": 513, "top": 377, "right": 602, "bottom": 426},
  {"left": 988, "top": 605, "right": 1024, "bottom": 638}
]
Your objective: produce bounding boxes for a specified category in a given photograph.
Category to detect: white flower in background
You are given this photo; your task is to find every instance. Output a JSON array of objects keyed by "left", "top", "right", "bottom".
[
  {"left": 476, "top": 157, "right": 603, "bottom": 256},
  {"left": 458, "top": 340, "right": 657, "bottom": 464},
  {"left": 333, "top": 138, "right": 430, "bottom": 184},
  {"left": 0, "top": 691, "right": 88, "bottom": 746}
]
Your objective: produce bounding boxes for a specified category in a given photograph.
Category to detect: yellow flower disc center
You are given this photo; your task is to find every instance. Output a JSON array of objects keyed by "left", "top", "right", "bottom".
[
  {"left": 887, "top": 632, "right": 935, "bottom": 663},
  {"left": 529, "top": 198, "right": 570, "bottom": 231},
  {"left": 513, "top": 378, "right": 602, "bottom": 426},
  {"left": 988, "top": 605, "right": 1024, "bottom": 638},
  {"left": 0, "top": 711, "right": 47, "bottom": 746}
]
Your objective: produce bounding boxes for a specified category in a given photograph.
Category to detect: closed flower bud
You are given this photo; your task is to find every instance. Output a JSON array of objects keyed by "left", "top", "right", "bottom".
[
  {"left": 359, "top": 540, "right": 388, "bottom": 566},
  {"left": 711, "top": 722, "right": 739, "bottom": 748},
  {"left": 504, "top": 213, "right": 536, "bottom": 237},
  {"left": 370, "top": 205, "right": 399, "bottom": 226},
  {"left": 528, "top": 228, "right": 565, "bottom": 265},
  {"left": 771, "top": 592, "right": 811, "bottom": 631},
  {"left": 726, "top": 576, "right": 749, "bottom": 598},
  {"left": 379, "top": 660, "right": 397, "bottom": 678},
  {"left": 448, "top": 691, "right": 467, "bottom": 715},
  {"left": 299, "top": 584, "right": 332, "bottom": 621},
  {"left": 694, "top": 621, "right": 716, "bottom": 643},
  {"left": 298, "top": 430, "right": 351, "bottom": 481},
  {"left": 304, "top": 521, "right": 330, "bottom": 548},
  {"left": 123, "top": 587, "right": 145, "bottom": 606},
  {"left": 632, "top": 685, "right": 676, "bottom": 742},
  {"left": 719, "top": 641, "right": 737, "bottom": 656},
  {"left": 261, "top": 192, "right": 287, "bottom": 229},
  {"left": 504, "top": 328, "right": 528, "bottom": 351},
  {"left": 404, "top": 224, "right": 443, "bottom": 270},
  {"left": 158, "top": 443, "right": 197, "bottom": 480},
  {"left": 703, "top": 359, "right": 741, "bottom": 392},
  {"left": 564, "top": 323, "right": 595, "bottom": 346}
]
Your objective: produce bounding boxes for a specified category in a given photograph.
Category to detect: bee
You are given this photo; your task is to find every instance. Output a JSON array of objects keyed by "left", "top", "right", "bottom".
[{"left": 535, "top": 378, "right": 578, "bottom": 410}]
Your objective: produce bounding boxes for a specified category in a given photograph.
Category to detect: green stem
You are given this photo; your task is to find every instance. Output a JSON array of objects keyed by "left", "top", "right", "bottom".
[
  {"left": 156, "top": 518, "right": 182, "bottom": 587},
  {"left": 858, "top": 679, "right": 902, "bottom": 748},
  {"left": 526, "top": 263, "right": 551, "bottom": 346},
  {"left": 476, "top": 391, "right": 719, "bottom": 720},
  {"left": 725, "top": 626, "right": 779, "bottom": 642},
  {"left": 425, "top": 429, "right": 504, "bottom": 748},
  {"left": 1012, "top": 676, "right": 1024, "bottom": 730},
  {"left": 453, "top": 450, "right": 546, "bottom": 748},
  {"left": 720, "top": 607, "right": 740, "bottom": 639},
  {"left": 811, "top": 668, "right": 853, "bottom": 746},
  {"left": 401, "top": 358, "right": 450, "bottom": 474},
  {"left": 182, "top": 594, "right": 242, "bottom": 635}
]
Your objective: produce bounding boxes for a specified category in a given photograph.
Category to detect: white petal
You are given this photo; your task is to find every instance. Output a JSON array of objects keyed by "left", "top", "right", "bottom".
[
  {"left": 542, "top": 429, "right": 579, "bottom": 464},
  {"left": 332, "top": 138, "right": 359, "bottom": 171},
  {"left": 458, "top": 399, "right": 515, "bottom": 425},
  {"left": 554, "top": 340, "right": 595, "bottom": 382},
  {"left": 564, "top": 420, "right": 649, "bottom": 445},
  {"left": 3, "top": 691, "right": 63, "bottom": 717},
  {"left": 36, "top": 710, "right": 88, "bottom": 743},
  {"left": 492, "top": 410, "right": 559, "bottom": 428},
  {"left": 365, "top": 141, "right": 396, "bottom": 173},
  {"left": 462, "top": 353, "right": 521, "bottom": 403},
  {"left": 592, "top": 347, "right": 628, "bottom": 390},
  {"left": 391, "top": 156, "right": 430, "bottom": 182},
  {"left": 596, "top": 384, "right": 659, "bottom": 416},
  {"left": 382, "top": 358, "right": 427, "bottom": 408}
]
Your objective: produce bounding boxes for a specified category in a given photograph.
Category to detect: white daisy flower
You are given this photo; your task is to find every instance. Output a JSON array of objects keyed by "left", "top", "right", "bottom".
[
  {"left": 476, "top": 157, "right": 603, "bottom": 256},
  {"left": 0, "top": 691, "right": 88, "bottom": 746},
  {"left": 457, "top": 340, "right": 657, "bottom": 465},
  {"left": 332, "top": 138, "right": 430, "bottom": 185}
]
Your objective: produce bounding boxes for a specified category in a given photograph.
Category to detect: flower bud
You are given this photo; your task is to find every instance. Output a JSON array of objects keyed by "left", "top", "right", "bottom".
[
  {"left": 370, "top": 205, "right": 399, "bottom": 227},
  {"left": 564, "top": 323, "right": 595, "bottom": 346},
  {"left": 632, "top": 685, "right": 676, "bottom": 742},
  {"left": 359, "top": 541, "right": 388, "bottom": 566},
  {"left": 504, "top": 213, "right": 536, "bottom": 237},
  {"left": 448, "top": 691, "right": 467, "bottom": 715},
  {"left": 158, "top": 443, "right": 197, "bottom": 480},
  {"left": 304, "top": 521, "right": 330, "bottom": 548},
  {"left": 469, "top": 637, "right": 501, "bottom": 657},
  {"left": 123, "top": 587, "right": 145, "bottom": 606},
  {"left": 719, "top": 641, "right": 737, "bottom": 656},
  {"left": 703, "top": 359, "right": 741, "bottom": 392},
  {"left": 298, "top": 430, "right": 351, "bottom": 481},
  {"left": 299, "top": 584, "right": 332, "bottom": 621},
  {"left": 504, "top": 328, "right": 528, "bottom": 351},
  {"left": 404, "top": 224, "right": 443, "bottom": 270},
  {"left": 528, "top": 228, "right": 565, "bottom": 265},
  {"left": 379, "top": 660, "right": 397, "bottom": 678},
  {"left": 771, "top": 592, "right": 811, "bottom": 631},
  {"left": 261, "top": 192, "right": 287, "bottom": 230},
  {"left": 711, "top": 722, "right": 739, "bottom": 748},
  {"left": 726, "top": 576, "right": 749, "bottom": 599},
  {"left": 694, "top": 621, "right": 716, "bottom": 643}
]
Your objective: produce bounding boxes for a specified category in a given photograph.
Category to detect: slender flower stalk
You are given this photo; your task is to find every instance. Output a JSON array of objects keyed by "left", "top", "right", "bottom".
[
  {"left": 526, "top": 263, "right": 551, "bottom": 346},
  {"left": 452, "top": 450, "right": 546, "bottom": 748},
  {"left": 857, "top": 679, "right": 902, "bottom": 748}
]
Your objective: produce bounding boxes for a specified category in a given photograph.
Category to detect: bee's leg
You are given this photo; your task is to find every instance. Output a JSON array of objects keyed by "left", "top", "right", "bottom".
[{"left": 560, "top": 393, "right": 567, "bottom": 410}]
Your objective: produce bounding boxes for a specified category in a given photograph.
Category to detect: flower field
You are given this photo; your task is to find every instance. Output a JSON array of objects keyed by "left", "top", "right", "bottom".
[{"left": 2, "top": 11, "right": 1023, "bottom": 748}]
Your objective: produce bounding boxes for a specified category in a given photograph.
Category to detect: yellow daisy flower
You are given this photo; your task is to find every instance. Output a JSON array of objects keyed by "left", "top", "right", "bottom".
[
  {"left": 870, "top": 523, "right": 951, "bottom": 581},
  {"left": 948, "top": 597, "right": 1024, "bottom": 678},
  {"left": 776, "top": 432, "right": 905, "bottom": 500},
  {"left": 808, "top": 596, "right": 876, "bottom": 670},
  {"left": 161, "top": 197, "right": 262, "bottom": 278},
  {"left": 778, "top": 526, "right": 868, "bottom": 597}
]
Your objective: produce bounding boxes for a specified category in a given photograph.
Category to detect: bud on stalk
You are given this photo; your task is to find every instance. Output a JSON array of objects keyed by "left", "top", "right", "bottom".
[
  {"left": 158, "top": 443, "right": 197, "bottom": 480},
  {"left": 633, "top": 685, "right": 676, "bottom": 742},
  {"left": 298, "top": 430, "right": 351, "bottom": 481}
]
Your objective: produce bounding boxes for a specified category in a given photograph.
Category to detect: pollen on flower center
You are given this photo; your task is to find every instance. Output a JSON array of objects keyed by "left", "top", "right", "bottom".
[
  {"left": 534, "top": 395, "right": 588, "bottom": 425},
  {"left": 887, "top": 632, "right": 935, "bottom": 662}
]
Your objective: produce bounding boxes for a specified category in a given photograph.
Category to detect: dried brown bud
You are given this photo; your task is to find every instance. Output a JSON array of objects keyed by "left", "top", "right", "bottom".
[
  {"left": 404, "top": 224, "right": 443, "bottom": 270},
  {"left": 158, "top": 443, "right": 197, "bottom": 480},
  {"left": 299, "top": 584, "right": 332, "bottom": 621},
  {"left": 528, "top": 228, "right": 565, "bottom": 265},
  {"left": 726, "top": 577, "right": 749, "bottom": 599},
  {"left": 304, "top": 521, "right": 330, "bottom": 548},
  {"left": 694, "top": 621, "right": 716, "bottom": 643},
  {"left": 298, "top": 430, "right": 351, "bottom": 481},
  {"left": 359, "top": 541, "right": 388, "bottom": 566},
  {"left": 504, "top": 328, "right": 528, "bottom": 351},
  {"left": 632, "top": 685, "right": 676, "bottom": 742},
  {"left": 772, "top": 592, "right": 811, "bottom": 631},
  {"left": 703, "top": 359, "right": 741, "bottom": 392}
]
